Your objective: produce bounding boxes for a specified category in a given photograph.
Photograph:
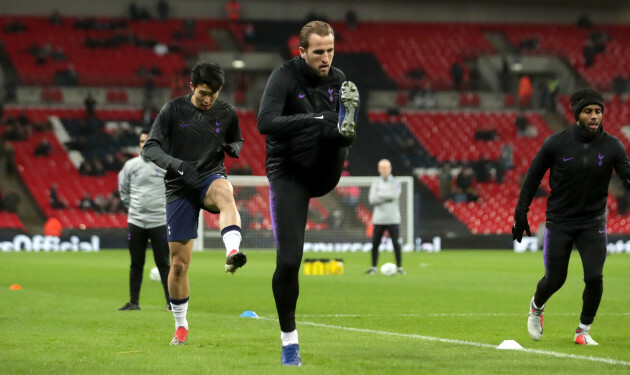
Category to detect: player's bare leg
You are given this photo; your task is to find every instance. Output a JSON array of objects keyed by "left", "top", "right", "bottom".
[{"left": 168, "top": 240, "right": 193, "bottom": 345}]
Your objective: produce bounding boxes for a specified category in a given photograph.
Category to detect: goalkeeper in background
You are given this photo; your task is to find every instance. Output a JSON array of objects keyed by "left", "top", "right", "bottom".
[
  {"left": 257, "top": 20, "right": 359, "bottom": 366},
  {"left": 118, "top": 129, "right": 170, "bottom": 312},
  {"left": 366, "top": 158, "right": 404, "bottom": 275},
  {"left": 513, "top": 88, "right": 630, "bottom": 346},
  {"left": 143, "top": 62, "right": 247, "bottom": 346}
]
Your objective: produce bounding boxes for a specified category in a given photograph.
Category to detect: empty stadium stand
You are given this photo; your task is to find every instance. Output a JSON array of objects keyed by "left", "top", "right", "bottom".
[
  {"left": 332, "top": 22, "right": 494, "bottom": 90},
  {"left": 0, "top": 16, "right": 226, "bottom": 87},
  {"left": 501, "top": 23, "right": 630, "bottom": 91}
]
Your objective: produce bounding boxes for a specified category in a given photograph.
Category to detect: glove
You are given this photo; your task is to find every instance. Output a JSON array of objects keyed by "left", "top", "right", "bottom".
[
  {"left": 221, "top": 143, "right": 239, "bottom": 158},
  {"left": 174, "top": 161, "right": 199, "bottom": 187},
  {"left": 512, "top": 210, "right": 531, "bottom": 243}
]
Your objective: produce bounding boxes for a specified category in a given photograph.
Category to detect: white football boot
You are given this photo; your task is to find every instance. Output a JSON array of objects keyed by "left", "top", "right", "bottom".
[{"left": 527, "top": 296, "right": 544, "bottom": 341}]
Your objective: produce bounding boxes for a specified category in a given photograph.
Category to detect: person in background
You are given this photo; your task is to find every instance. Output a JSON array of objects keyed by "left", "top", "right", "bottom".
[
  {"left": 515, "top": 111, "right": 528, "bottom": 137},
  {"left": 438, "top": 163, "right": 453, "bottom": 200},
  {"left": 453, "top": 165, "right": 478, "bottom": 202},
  {"left": 225, "top": 0, "right": 241, "bottom": 22},
  {"left": 43, "top": 216, "right": 62, "bottom": 237},
  {"left": 365, "top": 159, "right": 404, "bottom": 275},
  {"left": 4, "top": 188, "right": 21, "bottom": 213},
  {"left": 49, "top": 183, "right": 67, "bottom": 209},
  {"left": 34, "top": 138, "right": 52, "bottom": 157},
  {"left": 450, "top": 60, "right": 464, "bottom": 91},
  {"left": 518, "top": 75, "right": 533, "bottom": 108},
  {"left": 84, "top": 91, "right": 96, "bottom": 118},
  {"left": 118, "top": 129, "right": 171, "bottom": 312},
  {"left": 157, "top": 0, "right": 170, "bottom": 21}
]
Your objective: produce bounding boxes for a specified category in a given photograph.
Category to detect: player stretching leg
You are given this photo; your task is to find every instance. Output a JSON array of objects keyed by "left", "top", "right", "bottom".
[
  {"left": 144, "top": 62, "right": 247, "bottom": 345},
  {"left": 258, "top": 21, "right": 359, "bottom": 365}
]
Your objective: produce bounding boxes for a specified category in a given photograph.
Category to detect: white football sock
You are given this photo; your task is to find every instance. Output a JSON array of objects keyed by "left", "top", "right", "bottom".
[
  {"left": 578, "top": 323, "right": 591, "bottom": 331},
  {"left": 223, "top": 230, "right": 242, "bottom": 257},
  {"left": 532, "top": 299, "right": 544, "bottom": 310},
  {"left": 171, "top": 300, "right": 189, "bottom": 330},
  {"left": 281, "top": 330, "right": 299, "bottom": 346}
]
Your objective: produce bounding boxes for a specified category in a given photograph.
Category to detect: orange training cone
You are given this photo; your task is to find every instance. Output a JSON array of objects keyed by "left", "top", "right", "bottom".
[{"left": 9, "top": 284, "right": 22, "bottom": 290}]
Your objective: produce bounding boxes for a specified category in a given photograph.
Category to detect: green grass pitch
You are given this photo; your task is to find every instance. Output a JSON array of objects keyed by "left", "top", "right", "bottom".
[{"left": 2, "top": 249, "right": 630, "bottom": 374}]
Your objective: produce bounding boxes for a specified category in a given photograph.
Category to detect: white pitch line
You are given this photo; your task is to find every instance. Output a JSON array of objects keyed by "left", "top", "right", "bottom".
[
  {"left": 257, "top": 317, "right": 630, "bottom": 367},
  {"left": 299, "top": 312, "right": 630, "bottom": 318}
]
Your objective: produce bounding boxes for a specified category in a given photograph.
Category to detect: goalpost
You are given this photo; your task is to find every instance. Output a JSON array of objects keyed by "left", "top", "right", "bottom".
[{"left": 195, "top": 176, "right": 414, "bottom": 252}]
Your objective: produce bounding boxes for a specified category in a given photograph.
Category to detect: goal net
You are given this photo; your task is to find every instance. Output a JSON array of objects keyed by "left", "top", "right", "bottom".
[{"left": 196, "top": 176, "right": 414, "bottom": 252}]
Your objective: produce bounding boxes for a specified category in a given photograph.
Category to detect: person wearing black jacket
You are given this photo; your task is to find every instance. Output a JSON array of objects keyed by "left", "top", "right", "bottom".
[
  {"left": 143, "top": 62, "right": 247, "bottom": 346},
  {"left": 257, "top": 20, "right": 359, "bottom": 366},
  {"left": 513, "top": 88, "right": 630, "bottom": 346}
]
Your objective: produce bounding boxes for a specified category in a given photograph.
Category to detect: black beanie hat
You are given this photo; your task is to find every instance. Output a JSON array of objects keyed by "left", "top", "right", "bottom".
[{"left": 570, "top": 88, "right": 604, "bottom": 120}]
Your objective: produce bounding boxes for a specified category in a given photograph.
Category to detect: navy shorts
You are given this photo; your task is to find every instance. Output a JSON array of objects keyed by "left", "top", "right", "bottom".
[{"left": 166, "top": 173, "right": 227, "bottom": 242}]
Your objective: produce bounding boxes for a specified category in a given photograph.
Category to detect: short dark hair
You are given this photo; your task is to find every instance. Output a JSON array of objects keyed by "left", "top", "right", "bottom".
[
  {"left": 191, "top": 62, "right": 224, "bottom": 91},
  {"left": 140, "top": 128, "right": 150, "bottom": 137},
  {"left": 299, "top": 21, "right": 334, "bottom": 50}
]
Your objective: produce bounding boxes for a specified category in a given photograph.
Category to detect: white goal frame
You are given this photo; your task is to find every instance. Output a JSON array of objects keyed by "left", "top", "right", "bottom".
[{"left": 195, "top": 175, "right": 414, "bottom": 250}]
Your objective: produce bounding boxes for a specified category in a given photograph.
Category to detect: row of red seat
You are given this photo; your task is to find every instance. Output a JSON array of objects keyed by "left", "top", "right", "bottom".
[
  {"left": 501, "top": 24, "right": 630, "bottom": 91},
  {"left": 6, "top": 103, "right": 630, "bottom": 234},
  {"left": 4, "top": 107, "right": 268, "bottom": 230},
  {"left": 0, "top": 211, "right": 26, "bottom": 231},
  {"left": 0, "top": 16, "right": 224, "bottom": 87},
  {"left": 332, "top": 21, "right": 630, "bottom": 92},
  {"left": 332, "top": 22, "right": 493, "bottom": 90},
  {"left": 39, "top": 89, "right": 128, "bottom": 104},
  {"left": 10, "top": 131, "right": 124, "bottom": 229},
  {"left": 412, "top": 97, "right": 630, "bottom": 234},
  {"left": 370, "top": 110, "right": 550, "bottom": 164},
  {"left": 5, "top": 16, "right": 630, "bottom": 92},
  {"left": 4, "top": 105, "right": 142, "bottom": 122}
]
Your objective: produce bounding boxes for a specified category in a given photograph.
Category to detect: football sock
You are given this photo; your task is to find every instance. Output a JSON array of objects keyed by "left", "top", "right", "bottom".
[
  {"left": 281, "top": 329, "right": 299, "bottom": 346},
  {"left": 532, "top": 299, "right": 543, "bottom": 310},
  {"left": 170, "top": 297, "right": 189, "bottom": 329},
  {"left": 578, "top": 323, "right": 591, "bottom": 331},
  {"left": 221, "top": 225, "right": 242, "bottom": 257}
]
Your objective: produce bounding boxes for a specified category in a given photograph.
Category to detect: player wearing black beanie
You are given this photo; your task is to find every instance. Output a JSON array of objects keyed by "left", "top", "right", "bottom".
[{"left": 513, "top": 87, "right": 630, "bottom": 346}]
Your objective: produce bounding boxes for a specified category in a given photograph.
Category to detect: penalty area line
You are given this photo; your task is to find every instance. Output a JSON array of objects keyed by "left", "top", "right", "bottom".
[{"left": 267, "top": 319, "right": 630, "bottom": 367}]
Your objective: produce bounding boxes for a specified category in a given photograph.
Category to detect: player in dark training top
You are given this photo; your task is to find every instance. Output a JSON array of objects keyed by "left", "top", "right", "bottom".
[
  {"left": 258, "top": 20, "right": 360, "bottom": 366},
  {"left": 143, "top": 62, "right": 247, "bottom": 346},
  {"left": 513, "top": 88, "right": 630, "bottom": 346}
]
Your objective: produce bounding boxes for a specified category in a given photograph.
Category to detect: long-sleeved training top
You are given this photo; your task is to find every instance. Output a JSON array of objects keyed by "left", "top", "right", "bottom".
[
  {"left": 118, "top": 155, "right": 167, "bottom": 228},
  {"left": 369, "top": 174, "right": 402, "bottom": 225},
  {"left": 257, "top": 56, "right": 346, "bottom": 180},
  {"left": 516, "top": 123, "right": 630, "bottom": 230},
  {"left": 143, "top": 94, "right": 243, "bottom": 202}
]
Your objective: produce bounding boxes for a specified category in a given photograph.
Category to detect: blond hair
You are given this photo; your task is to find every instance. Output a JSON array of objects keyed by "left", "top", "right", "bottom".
[{"left": 299, "top": 21, "right": 334, "bottom": 50}]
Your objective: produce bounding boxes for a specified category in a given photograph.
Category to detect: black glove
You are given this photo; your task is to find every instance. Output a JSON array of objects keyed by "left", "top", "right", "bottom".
[
  {"left": 175, "top": 161, "right": 199, "bottom": 187},
  {"left": 512, "top": 210, "right": 531, "bottom": 243},
  {"left": 221, "top": 143, "right": 239, "bottom": 158}
]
